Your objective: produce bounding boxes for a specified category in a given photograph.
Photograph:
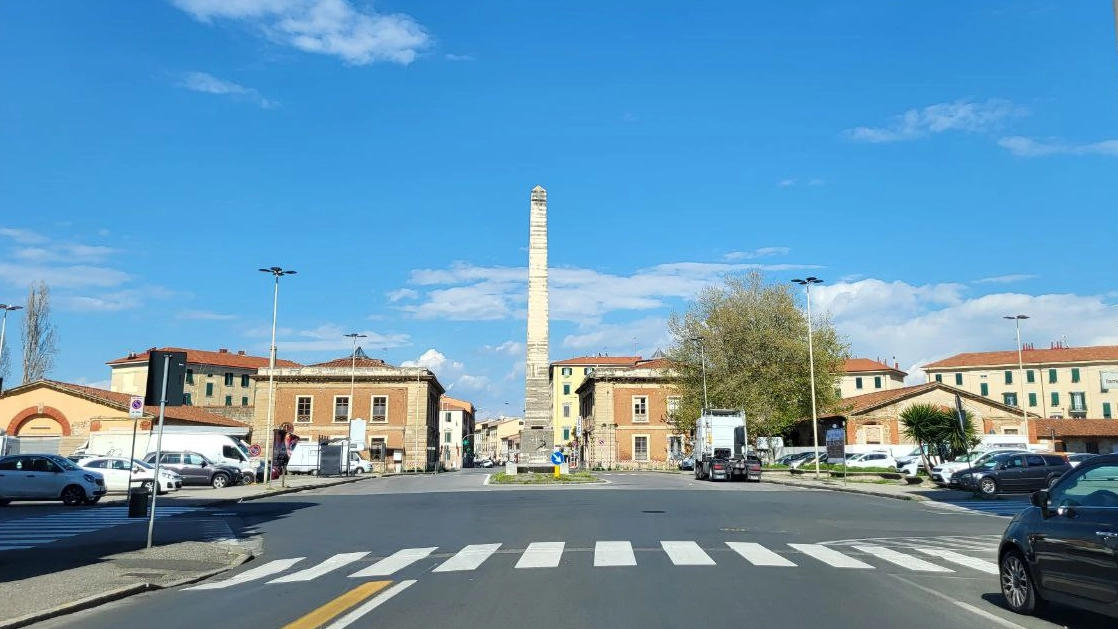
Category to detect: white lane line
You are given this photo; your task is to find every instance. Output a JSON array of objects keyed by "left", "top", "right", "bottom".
[
  {"left": 349, "top": 547, "right": 438, "bottom": 578},
  {"left": 661, "top": 541, "right": 715, "bottom": 566},
  {"left": 854, "top": 545, "right": 954, "bottom": 573},
  {"left": 323, "top": 580, "right": 416, "bottom": 629},
  {"left": 269, "top": 552, "right": 369, "bottom": 583},
  {"left": 432, "top": 544, "right": 502, "bottom": 572},
  {"left": 953, "top": 602, "right": 1029, "bottom": 629},
  {"left": 594, "top": 541, "right": 637, "bottom": 567},
  {"left": 515, "top": 542, "right": 565, "bottom": 569},
  {"left": 185, "top": 558, "right": 304, "bottom": 590},
  {"left": 916, "top": 548, "right": 998, "bottom": 574},
  {"left": 727, "top": 542, "right": 796, "bottom": 567},
  {"left": 789, "top": 544, "right": 873, "bottom": 569}
]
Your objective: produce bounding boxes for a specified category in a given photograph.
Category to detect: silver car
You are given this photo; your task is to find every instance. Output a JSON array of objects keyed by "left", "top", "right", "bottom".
[{"left": 0, "top": 454, "right": 107, "bottom": 506}]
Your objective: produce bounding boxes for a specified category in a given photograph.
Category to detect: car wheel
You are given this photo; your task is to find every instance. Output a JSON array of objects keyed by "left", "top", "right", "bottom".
[
  {"left": 83, "top": 496, "right": 101, "bottom": 505},
  {"left": 211, "top": 473, "right": 230, "bottom": 489},
  {"left": 61, "top": 485, "right": 86, "bottom": 506},
  {"left": 979, "top": 477, "right": 998, "bottom": 496},
  {"left": 1000, "top": 549, "right": 1044, "bottom": 615},
  {"left": 354, "top": 467, "right": 365, "bottom": 475},
  {"left": 1046, "top": 475, "right": 1060, "bottom": 489},
  {"left": 242, "top": 472, "right": 255, "bottom": 485}
]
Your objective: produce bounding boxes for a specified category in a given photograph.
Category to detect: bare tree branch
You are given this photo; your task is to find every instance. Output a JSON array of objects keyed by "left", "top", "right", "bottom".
[{"left": 21, "top": 281, "right": 58, "bottom": 384}]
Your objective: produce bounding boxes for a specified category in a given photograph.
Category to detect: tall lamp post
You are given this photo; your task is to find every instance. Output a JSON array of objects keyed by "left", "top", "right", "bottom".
[
  {"left": 260, "top": 266, "right": 296, "bottom": 487},
  {"left": 792, "top": 277, "right": 824, "bottom": 479},
  {"left": 1004, "top": 315, "right": 1030, "bottom": 435},
  {"left": 0, "top": 304, "right": 22, "bottom": 392},
  {"left": 344, "top": 333, "right": 367, "bottom": 476},
  {"left": 689, "top": 336, "right": 709, "bottom": 410}
]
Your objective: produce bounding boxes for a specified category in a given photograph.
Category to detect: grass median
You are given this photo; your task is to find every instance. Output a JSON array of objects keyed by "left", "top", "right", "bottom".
[{"left": 489, "top": 471, "right": 603, "bottom": 485}]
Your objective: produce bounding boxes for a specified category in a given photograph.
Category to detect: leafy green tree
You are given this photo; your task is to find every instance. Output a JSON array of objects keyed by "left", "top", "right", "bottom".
[
  {"left": 665, "top": 271, "right": 849, "bottom": 447},
  {"left": 899, "top": 402, "right": 980, "bottom": 471}
]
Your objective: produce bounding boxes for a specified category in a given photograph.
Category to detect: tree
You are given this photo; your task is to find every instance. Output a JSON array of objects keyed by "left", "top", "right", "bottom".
[
  {"left": 899, "top": 402, "right": 980, "bottom": 471},
  {"left": 21, "top": 281, "right": 58, "bottom": 384},
  {"left": 665, "top": 271, "right": 849, "bottom": 447}
]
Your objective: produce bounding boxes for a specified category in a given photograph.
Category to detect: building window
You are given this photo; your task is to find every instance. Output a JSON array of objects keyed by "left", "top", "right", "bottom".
[
  {"left": 1070, "top": 392, "right": 1087, "bottom": 412},
  {"left": 874, "top": 376, "right": 882, "bottom": 389},
  {"left": 205, "top": 382, "right": 214, "bottom": 397},
  {"left": 954, "top": 373, "right": 963, "bottom": 386},
  {"left": 241, "top": 374, "right": 250, "bottom": 388},
  {"left": 1103, "top": 402, "right": 1112, "bottom": 419},
  {"left": 1003, "top": 428, "right": 1019, "bottom": 435},
  {"left": 855, "top": 377, "right": 863, "bottom": 390},
  {"left": 1004, "top": 371, "right": 1013, "bottom": 385},
  {"left": 667, "top": 396, "right": 681, "bottom": 415},
  {"left": 224, "top": 395, "right": 232, "bottom": 407},
  {"left": 563, "top": 427, "right": 570, "bottom": 441},
  {"left": 562, "top": 403, "right": 571, "bottom": 418},
  {"left": 1026, "top": 370, "right": 1035, "bottom": 383},
  {"left": 1028, "top": 392, "right": 1037, "bottom": 407},
  {"left": 369, "top": 438, "right": 386, "bottom": 460},
  {"left": 632, "top": 396, "right": 648, "bottom": 422},
  {"left": 296, "top": 396, "right": 312, "bottom": 423},
  {"left": 224, "top": 373, "right": 233, "bottom": 386},
  {"left": 1003, "top": 392, "right": 1018, "bottom": 407},
  {"left": 1050, "top": 392, "right": 1060, "bottom": 407},
  {"left": 561, "top": 367, "right": 572, "bottom": 376},
  {"left": 334, "top": 396, "right": 351, "bottom": 422},
  {"left": 584, "top": 367, "right": 591, "bottom": 375},
  {"left": 444, "top": 431, "right": 452, "bottom": 443},
  {"left": 934, "top": 374, "right": 942, "bottom": 383},
  {"left": 1071, "top": 368, "right": 1081, "bottom": 383},
  {"left": 241, "top": 396, "right": 249, "bottom": 406},
  {"left": 562, "top": 384, "right": 571, "bottom": 395},
  {"left": 371, "top": 396, "right": 388, "bottom": 422},
  {"left": 980, "top": 383, "right": 989, "bottom": 397},
  {"left": 445, "top": 412, "right": 452, "bottom": 423},
  {"left": 1049, "top": 369, "right": 1057, "bottom": 384},
  {"left": 633, "top": 435, "right": 649, "bottom": 461},
  {"left": 183, "top": 392, "right": 192, "bottom": 405},
  {"left": 185, "top": 369, "right": 194, "bottom": 385}
]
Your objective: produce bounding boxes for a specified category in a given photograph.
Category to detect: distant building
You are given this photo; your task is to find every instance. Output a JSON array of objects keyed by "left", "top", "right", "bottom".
[
  {"left": 438, "top": 396, "right": 475, "bottom": 469},
  {"left": 839, "top": 358, "right": 906, "bottom": 398},
  {"left": 550, "top": 355, "right": 643, "bottom": 447},
  {"left": 107, "top": 347, "right": 300, "bottom": 414}
]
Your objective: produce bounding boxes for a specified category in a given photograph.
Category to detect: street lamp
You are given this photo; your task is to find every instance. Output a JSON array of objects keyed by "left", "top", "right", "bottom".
[
  {"left": 792, "top": 277, "right": 824, "bottom": 479},
  {"left": 344, "top": 333, "right": 367, "bottom": 477},
  {"left": 689, "top": 336, "right": 709, "bottom": 410},
  {"left": 1004, "top": 315, "right": 1030, "bottom": 430},
  {"left": 259, "top": 266, "right": 296, "bottom": 487},
  {"left": 0, "top": 304, "right": 22, "bottom": 392}
]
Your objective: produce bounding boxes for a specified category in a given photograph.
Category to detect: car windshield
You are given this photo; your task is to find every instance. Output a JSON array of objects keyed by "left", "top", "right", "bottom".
[
  {"left": 50, "top": 456, "right": 79, "bottom": 471},
  {"left": 977, "top": 455, "right": 1010, "bottom": 469}
]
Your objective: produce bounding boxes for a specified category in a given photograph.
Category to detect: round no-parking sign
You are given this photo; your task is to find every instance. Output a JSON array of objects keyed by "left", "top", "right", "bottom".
[{"left": 249, "top": 444, "right": 262, "bottom": 457}]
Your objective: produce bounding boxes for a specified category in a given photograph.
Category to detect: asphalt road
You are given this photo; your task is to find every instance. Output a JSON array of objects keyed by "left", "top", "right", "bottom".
[{"left": 32, "top": 470, "right": 1112, "bottom": 629}]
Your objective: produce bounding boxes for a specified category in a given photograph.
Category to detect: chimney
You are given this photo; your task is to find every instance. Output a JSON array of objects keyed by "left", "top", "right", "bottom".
[
  {"left": 894, "top": 361, "right": 899, "bottom": 370},
  {"left": 218, "top": 348, "right": 228, "bottom": 353},
  {"left": 237, "top": 350, "right": 246, "bottom": 356}
]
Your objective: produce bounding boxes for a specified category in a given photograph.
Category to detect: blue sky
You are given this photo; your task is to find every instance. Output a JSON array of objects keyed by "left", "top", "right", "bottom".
[{"left": 1, "top": 1, "right": 1117, "bottom": 417}]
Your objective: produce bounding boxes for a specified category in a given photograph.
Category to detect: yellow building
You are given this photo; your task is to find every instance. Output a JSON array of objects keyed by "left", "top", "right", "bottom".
[
  {"left": 839, "top": 358, "right": 907, "bottom": 398},
  {"left": 549, "top": 355, "right": 641, "bottom": 446}
]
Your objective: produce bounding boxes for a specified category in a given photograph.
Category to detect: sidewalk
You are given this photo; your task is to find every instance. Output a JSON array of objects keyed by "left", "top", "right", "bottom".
[
  {"left": 0, "top": 474, "right": 374, "bottom": 629},
  {"left": 761, "top": 472, "right": 981, "bottom": 502}
]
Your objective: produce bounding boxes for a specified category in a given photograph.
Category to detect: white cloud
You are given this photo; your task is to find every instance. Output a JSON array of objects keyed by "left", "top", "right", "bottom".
[
  {"left": 0, "top": 228, "right": 47, "bottom": 244},
  {"left": 974, "top": 274, "right": 1037, "bottom": 285},
  {"left": 385, "top": 288, "right": 419, "bottom": 302},
  {"left": 453, "top": 374, "right": 490, "bottom": 392},
  {"left": 59, "top": 290, "right": 143, "bottom": 312},
  {"left": 997, "top": 136, "right": 1118, "bottom": 158},
  {"left": 178, "top": 71, "right": 278, "bottom": 108},
  {"left": 278, "top": 323, "right": 410, "bottom": 353},
  {"left": 622, "top": 112, "right": 637, "bottom": 123},
  {"left": 170, "top": 0, "right": 432, "bottom": 65},
  {"left": 444, "top": 53, "right": 473, "bottom": 62},
  {"left": 0, "top": 263, "right": 130, "bottom": 289},
  {"left": 176, "top": 310, "right": 239, "bottom": 320},
  {"left": 845, "top": 99, "right": 1025, "bottom": 143},
  {"left": 13, "top": 244, "right": 118, "bottom": 264},
  {"left": 561, "top": 317, "right": 672, "bottom": 356},
  {"left": 777, "top": 178, "right": 826, "bottom": 188},
  {"left": 723, "top": 247, "right": 790, "bottom": 261},
  {"left": 401, "top": 348, "right": 462, "bottom": 372},
  {"left": 483, "top": 340, "right": 523, "bottom": 356}
]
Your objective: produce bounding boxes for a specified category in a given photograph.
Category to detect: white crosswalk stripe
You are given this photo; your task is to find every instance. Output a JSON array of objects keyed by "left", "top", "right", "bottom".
[
  {"left": 516, "top": 542, "right": 565, "bottom": 569},
  {"left": 915, "top": 548, "right": 999, "bottom": 574},
  {"left": 661, "top": 541, "right": 715, "bottom": 566},
  {"left": 349, "top": 547, "right": 437, "bottom": 578},
  {"left": 0, "top": 506, "right": 202, "bottom": 552},
  {"left": 270, "top": 552, "right": 369, "bottom": 583},
  {"left": 186, "top": 558, "right": 305, "bottom": 590},
  {"left": 727, "top": 542, "right": 796, "bottom": 567},
  {"left": 853, "top": 545, "right": 954, "bottom": 573},
  {"left": 433, "top": 543, "right": 502, "bottom": 572},
  {"left": 594, "top": 541, "right": 636, "bottom": 566},
  {"left": 788, "top": 544, "right": 873, "bottom": 569}
]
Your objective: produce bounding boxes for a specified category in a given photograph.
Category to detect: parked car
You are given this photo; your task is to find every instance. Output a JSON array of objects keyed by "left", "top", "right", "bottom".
[
  {"left": 1066, "top": 452, "right": 1097, "bottom": 468},
  {"left": 998, "top": 453, "right": 1118, "bottom": 619},
  {"left": 0, "top": 454, "right": 107, "bottom": 506},
  {"left": 143, "top": 451, "right": 244, "bottom": 488},
  {"left": 777, "top": 452, "right": 813, "bottom": 466},
  {"left": 79, "top": 456, "right": 182, "bottom": 494},
  {"left": 955, "top": 452, "right": 1071, "bottom": 496},
  {"left": 677, "top": 456, "right": 694, "bottom": 471},
  {"left": 933, "top": 449, "right": 1028, "bottom": 487},
  {"left": 790, "top": 452, "right": 827, "bottom": 469},
  {"left": 255, "top": 460, "right": 281, "bottom": 483},
  {"left": 843, "top": 452, "right": 897, "bottom": 470}
]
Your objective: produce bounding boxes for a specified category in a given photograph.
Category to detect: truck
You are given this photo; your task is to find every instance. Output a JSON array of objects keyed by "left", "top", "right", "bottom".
[
  {"left": 286, "top": 440, "right": 371, "bottom": 475},
  {"left": 692, "top": 409, "right": 761, "bottom": 482},
  {"left": 76, "top": 430, "right": 257, "bottom": 483}
]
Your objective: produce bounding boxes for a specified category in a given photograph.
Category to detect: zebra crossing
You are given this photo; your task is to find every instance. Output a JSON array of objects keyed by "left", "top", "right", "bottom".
[
  {"left": 0, "top": 505, "right": 202, "bottom": 551},
  {"left": 185, "top": 537, "right": 1000, "bottom": 590},
  {"left": 923, "top": 500, "right": 1030, "bottom": 518}
]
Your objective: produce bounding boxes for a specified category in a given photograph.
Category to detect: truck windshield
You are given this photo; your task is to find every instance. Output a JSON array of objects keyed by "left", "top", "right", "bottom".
[{"left": 236, "top": 440, "right": 251, "bottom": 457}]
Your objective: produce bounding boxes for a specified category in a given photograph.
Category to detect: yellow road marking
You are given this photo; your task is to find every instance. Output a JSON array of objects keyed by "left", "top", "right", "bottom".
[{"left": 281, "top": 581, "right": 392, "bottom": 629}]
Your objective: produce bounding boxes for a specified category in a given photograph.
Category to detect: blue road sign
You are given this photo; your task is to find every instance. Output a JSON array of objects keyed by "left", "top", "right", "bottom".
[{"left": 550, "top": 451, "right": 564, "bottom": 465}]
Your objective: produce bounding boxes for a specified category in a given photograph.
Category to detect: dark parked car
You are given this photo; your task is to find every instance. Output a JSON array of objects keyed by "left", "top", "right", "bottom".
[
  {"left": 954, "top": 452, "right": 1070, "bottom": 496},
  {"left": 143, "top": 451, "right": 243, "bottom": 488},
  {"left": 998, "top": 453, "right": 1118, "bottom": 619},
  {"left": 677, "top": 456, "right": 694, "bottom": 471}
]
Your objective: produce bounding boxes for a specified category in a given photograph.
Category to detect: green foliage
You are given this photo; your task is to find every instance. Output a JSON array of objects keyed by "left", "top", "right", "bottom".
[
  {"left": 665, "top": 271, "right": 849, "bottom": 443},
  {"left": 490, "top": 472, "right": 601, "bottom": 484},
  {"left": 899, "top": 402, "right": 981, "bottom": 469}
]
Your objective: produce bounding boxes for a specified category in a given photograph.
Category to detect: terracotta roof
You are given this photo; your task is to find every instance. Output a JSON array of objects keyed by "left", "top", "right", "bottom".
[
  {"left": 843, "top": 358, "right": 907, "bottom": 377},
  {"left": 310, "top": 356, "right": 391, "bottom": 368},
  {"left": 107, "top": 347, "right": 300, "bottom": 370},
  {"left": 826, "top": 381, "right": 1037, "bottom": 418},
  {"left": 18, "top": 380, "right": 246, "bottom": 427},
  {"left": 632, "top": 358, "right": 675, "bottom": 370},
  {"left": 551, "top": 356, "right": 642, "bottom": 366},
  {"left": 440, "top": 396, "right": 474, "bottom": 413},
  {"left": 924, "top": 345, "right": 1118, "bottom": 369},
  {"left": 1033, "top": 418, "right": 1118, "bottom": 438}
]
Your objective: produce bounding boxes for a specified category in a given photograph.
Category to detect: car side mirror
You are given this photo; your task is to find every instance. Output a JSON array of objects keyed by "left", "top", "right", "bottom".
[
  {"left": 200, "top": 461, "right": 208, "bottom": 467},
  {"left": 1031, "top": 489, "right": 1052, "bottom": 517}
]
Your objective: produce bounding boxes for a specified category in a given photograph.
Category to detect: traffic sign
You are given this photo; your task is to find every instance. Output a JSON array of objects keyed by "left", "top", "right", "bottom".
[
  {"left": 248, "top": 443, "right": 262, "bottom": 457},
  {"left": 128, "top": 396, "right": 144, "bottom": 419},
  {"left": 550, "top": 451, "right": 564, "bottom": 465}
]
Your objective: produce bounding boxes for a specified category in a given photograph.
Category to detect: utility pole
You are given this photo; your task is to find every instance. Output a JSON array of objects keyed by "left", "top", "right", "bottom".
[
  {"left": 792, "top": 277, "right": 824, "bottom": 479},
  {"left": 344, "top": 333, "right": 366, "bottom": 477}
]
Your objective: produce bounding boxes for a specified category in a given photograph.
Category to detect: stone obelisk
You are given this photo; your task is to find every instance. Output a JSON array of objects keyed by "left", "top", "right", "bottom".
[{"left": 523, "top": 185, "right": 554, "bottom": 463}]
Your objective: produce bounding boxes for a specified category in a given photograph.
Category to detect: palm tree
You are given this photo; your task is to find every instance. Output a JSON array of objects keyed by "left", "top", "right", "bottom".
[{"left": 899, "top": 403, "right": 944, "bottom": 472}]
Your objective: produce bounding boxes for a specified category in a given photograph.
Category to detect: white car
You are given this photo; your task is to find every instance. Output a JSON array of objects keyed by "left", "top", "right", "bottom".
[
  {"left": 0, "top": 454, "right": 107, "bottom": 506},
  {"left": 79, "top": 457, "right": 182, "bottom": 494},
  {"left": 844, "top": 452, "right": 897, "bottom": 469}
]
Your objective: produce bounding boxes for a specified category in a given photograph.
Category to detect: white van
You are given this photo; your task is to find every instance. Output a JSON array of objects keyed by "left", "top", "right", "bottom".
[
  {"left": 287, "top": 441, "right": 371, "bottom": 475},
  {"left": 79, "top": 432, "right": 255, "bottom": 482}
]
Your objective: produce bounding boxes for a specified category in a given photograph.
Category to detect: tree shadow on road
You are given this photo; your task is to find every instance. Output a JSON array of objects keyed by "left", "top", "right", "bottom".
[{"left": 980, "top": 592, "right": 1114, "bottom": 628}]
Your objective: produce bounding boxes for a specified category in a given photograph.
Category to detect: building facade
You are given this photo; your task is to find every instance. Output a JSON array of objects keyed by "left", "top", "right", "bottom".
[
  {"left": 923, "top": 343, "right": 1118, "bottom": 420},
  {"left": 839, "top": 358, "right": 907, "bottom": 398},
  {"left": 252, "top": 353, "right": 444, "bottom": 472},
  {"left": 576, "top": 358, "right": 683, "bottom": 469},
  {"left": 550, "top": 356, "right": 642, "bottom": 447},
  {"left": 438, "top": 396, "right": 475, "bottom": 469},
  {"left": 107, "top": 347, "right": 300, "bottom": 410}
]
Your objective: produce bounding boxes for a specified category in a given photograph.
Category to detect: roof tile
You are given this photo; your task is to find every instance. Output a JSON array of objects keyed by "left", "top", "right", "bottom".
[
  {"left": 41, "top": 380, "right": 245, "bottom": 427},
  {"left": 107, "top": 347, "right": 300, "bottom": 370},
  {"left": 552, "top": 356, "right": 642, "bottom": 366},
  {"left": 924, "top": 345, "right": 1118, "bottom": 369},
  {"left": 843, "top": 358, "right": 907, "bottom": 376}
]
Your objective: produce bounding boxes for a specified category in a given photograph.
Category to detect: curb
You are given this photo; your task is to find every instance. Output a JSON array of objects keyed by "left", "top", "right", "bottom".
[
  {"left": 235, "top": 475, "right": 368, "bottom": 503},
  {"left": 761, "top": 476, "right": 926, "bottom": 502}
]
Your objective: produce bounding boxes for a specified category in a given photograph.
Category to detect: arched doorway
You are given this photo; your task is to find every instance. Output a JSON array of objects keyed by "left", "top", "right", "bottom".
[{"left": 9, "top": 406, "right": 72, "bottom": 454}]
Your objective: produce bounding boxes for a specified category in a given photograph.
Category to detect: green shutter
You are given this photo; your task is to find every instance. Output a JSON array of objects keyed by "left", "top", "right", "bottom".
[
  {"left": 1026, "top": 370, "right": 1035, "bottom": 383},
  {"left": 1051, "top": 392, "right": 1059, "bottom": 407},
  {"left": 1104, "top": 402, "right": 1112, "bottom": 419},
  {"left": 1049, "top": 369, "right": 1057, "bottom": 384},
  {"left": 1071, "top": 368, "right": 1080, "bottom": 383},
  {"left": 980, "top": 383, "right": 989, "bottom": 396},
  {"left": 935, "top": 374, "right": 942, "bottom": 383},
  {"left": 205, "top": 382, "right": 213, "bottom": 397},
  {"left": 874, "top": 376, "right": 882, "bottom": 388},
  {"left": 955, "top": 373, "right": 963, "bottom": 386},
  {"left": 1004, "top": 371, "right": 1012, "bottom": 385},
  {"left": 1028, "top": 393, "right": 1037, "bottom": 407}
]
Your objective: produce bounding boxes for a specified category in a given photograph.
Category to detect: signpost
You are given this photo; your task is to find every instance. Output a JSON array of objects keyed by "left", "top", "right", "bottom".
[
  {"left": 826, "top": 426, "right": 846, "bottom": 485},
  {"left": 551, "top": 449, "right": 564, "bottom": 478},
  {"left": 248, "top": 443, "right": 262, "bottom": 458},
  {"left": 128, "top": 396, "right": 144, "bottom": 419}
]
